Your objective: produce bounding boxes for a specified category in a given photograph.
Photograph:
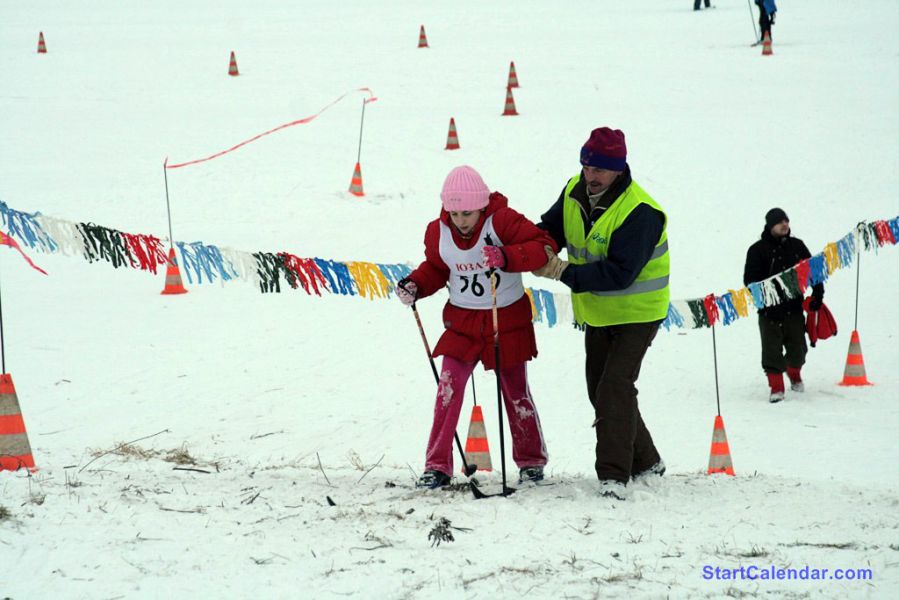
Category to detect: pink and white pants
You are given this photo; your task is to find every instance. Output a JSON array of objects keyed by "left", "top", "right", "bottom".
[{"left": 424, "top": 356, "right": 548, "bottom": 475}]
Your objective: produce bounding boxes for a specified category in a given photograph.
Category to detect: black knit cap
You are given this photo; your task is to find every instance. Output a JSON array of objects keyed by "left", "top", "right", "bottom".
[{"left": 765, "top": 208, "right": 789, "bottom": 229}]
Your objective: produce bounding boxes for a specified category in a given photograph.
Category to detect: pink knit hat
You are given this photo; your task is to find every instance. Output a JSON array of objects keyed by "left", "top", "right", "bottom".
[{"left": 440, "top": 166, "right": 490, "bottom": 212}]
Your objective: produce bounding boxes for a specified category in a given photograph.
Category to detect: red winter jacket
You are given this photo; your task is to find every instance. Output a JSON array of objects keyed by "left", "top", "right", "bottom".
[{"left": 407, "top": 192, "right": 557, "bottom": 370}]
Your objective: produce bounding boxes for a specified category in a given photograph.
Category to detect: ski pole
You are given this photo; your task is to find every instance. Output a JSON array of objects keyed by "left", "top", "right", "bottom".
[
  {"left": 747, "top": 0, "right": 760, "bottom": 43},
  {"left": 407, "top": 297, "right": 478, "bottom": 479},
  {"left": 488, "top": 268, "right": 515, "bottom": 497}
]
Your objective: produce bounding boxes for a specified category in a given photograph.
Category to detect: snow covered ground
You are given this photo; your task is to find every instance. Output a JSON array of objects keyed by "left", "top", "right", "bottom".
[{"left": 1, "top": 1, "right": 898, "bottom": 597}]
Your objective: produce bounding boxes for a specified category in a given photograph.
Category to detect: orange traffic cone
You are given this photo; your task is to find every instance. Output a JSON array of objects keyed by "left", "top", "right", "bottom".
[
  {"left": 502, "top": 86, "right": 518, "bottom": 116},
  {"left": 707, "top": 415, "right": 735, "bottom": 476},
  {"left": 838, "top": 330, "right": 872, "bottom": 386},
  {"left": 417, "top": 25, "right": 429, "bottom": 48},
  {"left": 161, "top": 247, "right": 188, "bottom": 295},
  {"left": 0, "top": 374, "right": 36, "bottom": 472},
  {"left": 37, "top": 32, "right": 47, "bottom": 54},
  {"left": 445, "top": 118, "right": 460, "bottom": 150},
  {"left": 761, "top": 31, "right": 773, "bottom": 56},
  {"left": 463, "top": 405, "right": 492, "bottom": 472},
  {"left": 348, "top": 162, "right": 364, "bottom": 197},
  {"left": 228, "top": 51, "right": 239, "bottom": 76},
  {"left": 507, "top": 61, "right": 519, "bottom": 88}
]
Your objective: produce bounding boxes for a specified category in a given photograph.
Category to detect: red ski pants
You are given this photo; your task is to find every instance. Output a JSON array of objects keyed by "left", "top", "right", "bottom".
[{"left": 424, "top": 356, "right": 548, "bottom": 475}]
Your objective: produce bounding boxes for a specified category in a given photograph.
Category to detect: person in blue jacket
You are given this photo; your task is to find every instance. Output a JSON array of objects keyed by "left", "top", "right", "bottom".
[{"left": 756, "top": 0, "right": 778, "bottom": 41}]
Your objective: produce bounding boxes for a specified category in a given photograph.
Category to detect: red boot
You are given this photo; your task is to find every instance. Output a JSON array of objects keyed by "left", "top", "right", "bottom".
[
  {"left": 787, "top": 366, "right": 804, "bottom": 392},
  {"left": 767, "top": 372, "right": 785, "bottom": 403}
]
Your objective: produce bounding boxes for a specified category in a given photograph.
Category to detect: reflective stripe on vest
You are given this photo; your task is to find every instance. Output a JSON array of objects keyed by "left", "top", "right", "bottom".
[{"left": 562, "top": 174, "right": 670, "bottom": 326}]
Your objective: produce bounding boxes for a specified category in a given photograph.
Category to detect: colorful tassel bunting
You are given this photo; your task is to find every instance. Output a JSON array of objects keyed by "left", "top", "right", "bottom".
[{"left": 1, "top": 198, "right": 896, "bottom": 333}]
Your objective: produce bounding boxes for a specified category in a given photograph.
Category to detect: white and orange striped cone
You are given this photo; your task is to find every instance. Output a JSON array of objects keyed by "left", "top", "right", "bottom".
[
  {"left": 348, "top": 162, "right": 364, "bottom": 197},
  {"left": 228, "top": 51, "right": 239, "bottom": 76},
  {"left": 417, "top": 25, "right": 429, "bottom": 48},
  {"left": 507, "top": 61, "right": 519, "bottom": 88},
  {"left": 37, "top": 32, "right": 47, "bottom": 54},
  {"left": 707, "top": 415, "right": 735, "bottom": 476},
  {"left": 0, "top": 374, "right": 37, "bottom": 472},
  {"left": 502, "top": 86, "right": 518, "bottom": 116},
  {"left": 463, "top": 405, "right": 492, "bottom": 472},
  {"left": 161, "top": 247, "right": 188, "bottom": 295},
  {"left": 761, "top": 31, "right": 773, "bottom": 56},
  {"left": 445, "top": 118, "right": 460, "bottom": 150},
  {"left": 838, "top": 330, "right": 872, "bottom": 386}
]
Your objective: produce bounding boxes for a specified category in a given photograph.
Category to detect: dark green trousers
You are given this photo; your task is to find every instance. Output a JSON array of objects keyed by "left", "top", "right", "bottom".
[
  {"left": 585, "top": 322, "right": 661, "bottom": 483},
  {"left": 758, "top": 312, "right": 807, "bottom": 374}
]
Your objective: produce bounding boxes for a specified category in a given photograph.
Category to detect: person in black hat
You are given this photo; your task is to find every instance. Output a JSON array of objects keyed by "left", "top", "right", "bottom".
[{"left": 743, "top": 208, "right": 824, "bottom": 403}]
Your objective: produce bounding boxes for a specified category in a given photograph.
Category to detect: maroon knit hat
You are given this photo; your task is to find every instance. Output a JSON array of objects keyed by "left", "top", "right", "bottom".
[{"left": 580, "top": 127, "right": 627, "bottom": 171}]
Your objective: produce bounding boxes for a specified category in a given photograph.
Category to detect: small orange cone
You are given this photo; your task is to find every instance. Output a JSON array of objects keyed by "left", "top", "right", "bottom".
[
  {"left": 838, "top": 330, "right": 872, "bottom": 386},
  {"left": 761, "top": 31, "right": 773, "bottom": 56},
  {"left": 507, "top": 61, "right": 519, "bottom": 88},
  {"left": 161, "top": 247, "right": 188, "bottom": 295},
  {"left": 463, "top": 405, "right": 492, "bottom": 472},
  {"left": 502, "top": 86, "right": 518, "bottom": 116},
  {"left": 417, "top": 25, "right": 429, "bottom": 48},
  {"left": 0, "top": 374, "right": 36, "bottom": 472},
  {"left": 228, "top": 51, "right": 239, "bottom": 76},
  {"left": 707, "top": 415, "right": 735, "bottom": 476},
  {"left": 445, "top": 118, "right": 460, "bottom": 150},
  {"left": 348, "top": 162, "right": 364, "bottom": 197},
  {"left": 37, "top": 32, "right": 47, "bottom": 54}
]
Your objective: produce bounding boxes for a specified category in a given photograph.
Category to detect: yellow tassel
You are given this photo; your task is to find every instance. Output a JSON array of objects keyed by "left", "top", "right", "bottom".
[
  {"left": 525, "top": 288, "right": 538, "bottom": 321},
  {"left": 346, "top": 262, "right": 390, "bottom": 300},
  {"left": 823, "top": 242, "right": 841, "bottom": 274},
  {"left": 729, "top": 288, "right": 752, "bottom": 317}
]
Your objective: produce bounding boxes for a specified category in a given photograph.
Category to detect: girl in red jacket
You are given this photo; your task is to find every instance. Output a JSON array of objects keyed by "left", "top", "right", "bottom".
[{"left": 396, "top": 165, "right": 554, "bottom": 489}]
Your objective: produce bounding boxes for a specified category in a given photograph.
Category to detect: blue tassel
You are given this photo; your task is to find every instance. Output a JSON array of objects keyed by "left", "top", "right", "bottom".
[
  {"left": 807, "top": 254, "right": 828, "bottom": 286},
  {"left": 314, "top": 258, "right": 356, "bottom": 295},
  {"left": 661, "top": 303, "right": 684, "bottom": 331},
  {"left": 0, "top": 199, "right": 58, "bottom": 252},
  {"left": 889, "top": 217, "right": 899, "bottom": 242},
  {"left": 717, "top": 293, "right": 738, "bottom": 326},
  {"left": 747, "top": 282, "right": 765, "bottom": 309},
  {"left": 177, "top": 242, "right": 237, "bottom": 285},
  {"left": 538, "top": 290, "right": 557, "bottom": 327},
  {"left": 836, "top": 233, "right": 855, "bottom": 268},
  {"left": 377, "top": 263, "right": 412, "bottom": 292}
]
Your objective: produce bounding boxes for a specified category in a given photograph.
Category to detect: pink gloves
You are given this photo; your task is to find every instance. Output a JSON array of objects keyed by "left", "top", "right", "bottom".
[
  {"left": 396, "top": 278, "right": 418, "bottom": 306},
  {"left": 481, "top": 246, "right": 506, "bottom": 269}
]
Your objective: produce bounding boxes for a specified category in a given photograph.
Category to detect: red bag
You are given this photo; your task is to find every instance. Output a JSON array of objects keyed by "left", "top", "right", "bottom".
[{"left": 803, "top": 297, "right": 838, "bottom": 347}]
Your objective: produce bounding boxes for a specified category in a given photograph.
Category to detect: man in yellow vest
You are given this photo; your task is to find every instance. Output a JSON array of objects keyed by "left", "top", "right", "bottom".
[{"left": 534, "top": 127, "right": 670, "bottom": 500}]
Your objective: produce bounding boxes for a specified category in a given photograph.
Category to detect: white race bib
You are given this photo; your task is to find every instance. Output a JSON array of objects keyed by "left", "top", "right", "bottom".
[{"left": 439, "top": 215, "right": 525, "bottom": 309}]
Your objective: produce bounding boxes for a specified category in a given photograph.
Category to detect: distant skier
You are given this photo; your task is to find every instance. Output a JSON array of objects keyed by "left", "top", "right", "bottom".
[
  {"left": 694, "top": 0, "right": 711, "bottom": 10},
  {"left": 743, "top": 208, "right": 824, "bottom": 403},
  {"left": 755, "top": 0, "right": 777, "bottom": 41},
  {"left": 396, "top": 166, "right": 551, "bottom": 489}
]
